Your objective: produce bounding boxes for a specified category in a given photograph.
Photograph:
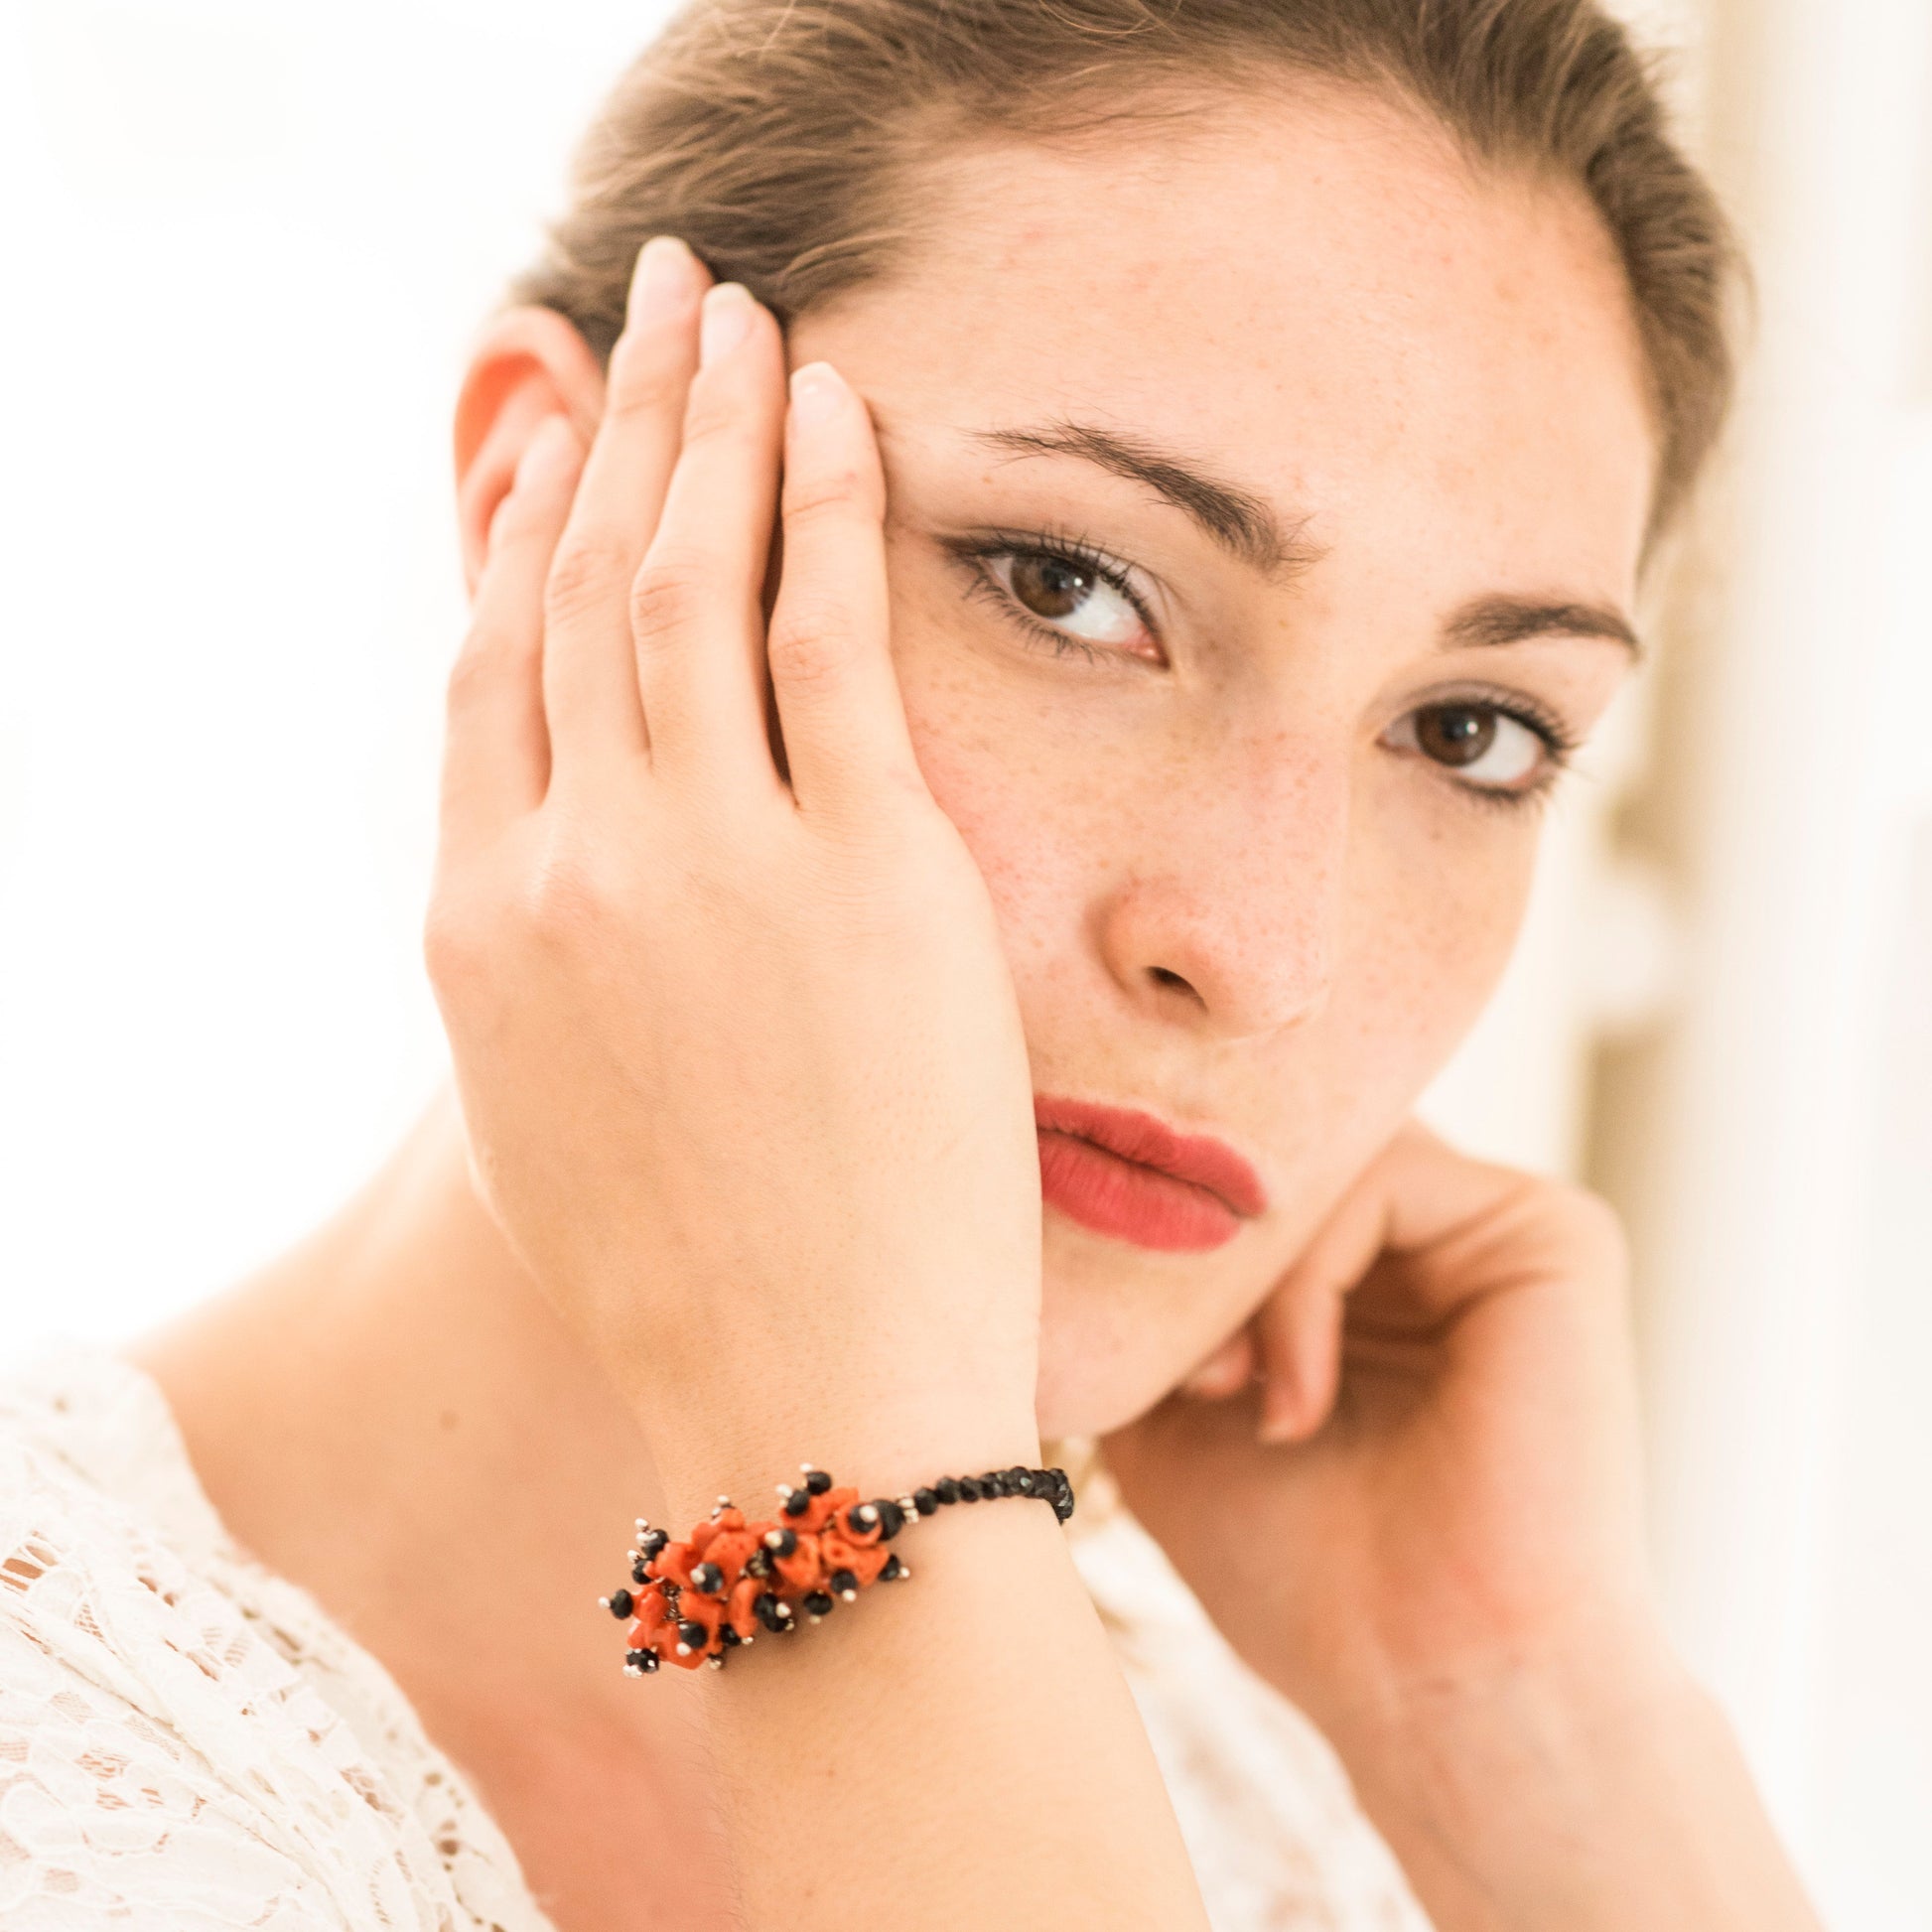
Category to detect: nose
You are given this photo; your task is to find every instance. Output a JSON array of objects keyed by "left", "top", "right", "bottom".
[{"left": 1093, "top": 734, "right": 1346, "bottom": 1041}]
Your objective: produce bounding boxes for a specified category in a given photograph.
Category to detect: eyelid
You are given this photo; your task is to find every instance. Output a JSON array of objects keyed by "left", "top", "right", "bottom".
[
  {"left": 1398, "top": 680, "right": 1580, "bottom": 758},
  {"left": 941, "top": 527, "right": 1169, "bottom": 664}
]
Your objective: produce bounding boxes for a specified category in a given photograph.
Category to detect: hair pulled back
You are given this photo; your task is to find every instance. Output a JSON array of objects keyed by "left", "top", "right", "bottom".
[{"left": 514, "top": 0, "right": 1738, "bottom": 531}]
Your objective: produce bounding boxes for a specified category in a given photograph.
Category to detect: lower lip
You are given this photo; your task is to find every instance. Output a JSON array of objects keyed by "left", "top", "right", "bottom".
[{"left": 1036, "top": 1130, "right": 1244, "bottom": 1252}]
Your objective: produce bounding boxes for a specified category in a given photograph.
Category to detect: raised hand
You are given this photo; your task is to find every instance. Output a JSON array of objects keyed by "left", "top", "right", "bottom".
[
  {"left": 1104, "top": 1122, "right": 1820, "bottom": 1932},
  {"left": 425, "top": 239, "right": 1043, "bottom": 1508}
]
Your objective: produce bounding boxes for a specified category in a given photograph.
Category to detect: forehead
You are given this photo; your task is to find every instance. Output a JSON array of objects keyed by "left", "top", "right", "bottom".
[{"left": 811, "top": 83, "right": 1658, "bottom": 597}]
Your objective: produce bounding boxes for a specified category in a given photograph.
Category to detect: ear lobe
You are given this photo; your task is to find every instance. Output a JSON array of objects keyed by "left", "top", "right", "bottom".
[{"left": 453, "top": 305, "right": 606, "bottom": 595}]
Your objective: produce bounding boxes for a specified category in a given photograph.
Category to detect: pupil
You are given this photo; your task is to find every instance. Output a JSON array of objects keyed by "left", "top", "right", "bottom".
[
  {"left": 1012, "top": 555, "right": 1090, "bottom": 620},
  {"left": 1418, "top": 706, "right": 1495, "bottom": 767}
]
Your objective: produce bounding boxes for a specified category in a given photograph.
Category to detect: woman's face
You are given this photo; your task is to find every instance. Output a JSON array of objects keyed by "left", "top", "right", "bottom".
[{"left": 793, "top": 86, "right": 1654, "bottom": 1439}]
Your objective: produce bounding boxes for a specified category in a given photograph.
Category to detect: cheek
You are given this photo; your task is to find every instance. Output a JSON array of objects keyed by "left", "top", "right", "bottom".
[
  {"left": 1338, "top": 800, "right": 1541, "bottom": 1101},
  {"left": 886, "top": 581, "right": 1103, "bottom": 996}
]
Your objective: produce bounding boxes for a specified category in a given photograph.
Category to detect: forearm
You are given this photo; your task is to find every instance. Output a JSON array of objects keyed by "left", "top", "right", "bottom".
[
  {"left": 1326, "top": 1640, "right": 1821, "bottom": 1932},
  {"left": 640, "top": 1389, "right": 1212, "bottom": 1932}
]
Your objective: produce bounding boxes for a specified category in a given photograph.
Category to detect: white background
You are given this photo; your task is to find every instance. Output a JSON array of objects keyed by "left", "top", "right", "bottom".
[{"left": 3, "top": 2, "right": 1930, "bottom": 1925}]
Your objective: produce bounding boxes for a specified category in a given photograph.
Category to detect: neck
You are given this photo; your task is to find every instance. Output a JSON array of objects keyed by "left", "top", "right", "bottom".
[{"left": 132, "top": 1089, "right": 726, "bottom": 1916}]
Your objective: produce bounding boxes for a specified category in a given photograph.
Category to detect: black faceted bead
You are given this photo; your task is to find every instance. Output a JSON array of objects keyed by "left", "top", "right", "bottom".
[
  {"left": 881, "top": 1553, "right": 903, "bottom": 1580},
  {"left": 691, "top": 1562, "right": 725, "bottom": 1596},
  {"left": 803, "top": 1589, "right": 835, "bottom": 1617},
  {"left": 1009, "top": 1467, "right": 1034, "bottom": 1491},
  {"left": 803, "top": 1468, "right": 833, "bottom": 1495},
  {"left": 956, "top": 1476, "right": 982, "bottom": 1501},
  {"left": 934, "top": 1477, "right": 961, "bottom": 1504},
  {"left": 766, "top": 1526, "right": 799, "bottom": 1557},
  {"left": 783, "top": 1488, "right": 811, "bottom": 1517},
  {"left": 631, "top": 1559, "right": 649, "bottom": 1585},
  {"left": 624, "top": 1648, "right": 646, "bottom": 1668},
  {"left": 754, "top": 1592, "right": 787, "bottom": 1632},
  {"left": 911, "top": 1487, "right": 939, "bottom": 1515},
  {"left": 637, "top": 1650, "right": 660, "bottom": 1672},
  {"left": 873, "top": 1498, "right": 906, "bottom": 1539},
  {"left": 609, "top": 1588, "right": 634, "bottom": 1620},
  {"left": 982, "top": 1471, "right": 1009, "bottom": 1497},
  {"left": 639, "top": 1528, "right": 669, "bottom": 1560},
  {"left": 829, "top": 1568, "right": 859, "bottom": 1595},
  {"left": 677, "top": 1619, "right": 709, "bottom": 1649},
  {"left": 720, "top": 1624, "right": 742, "bottom": 1646}
]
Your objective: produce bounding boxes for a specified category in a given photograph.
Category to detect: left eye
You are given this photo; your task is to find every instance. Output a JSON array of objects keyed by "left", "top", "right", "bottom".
[
  {"left": 988, "top": 550, "right": 1150, "bottom": 651},
  {"left": 1387, "top": 702, "right": 1552, "bottom": 791}
]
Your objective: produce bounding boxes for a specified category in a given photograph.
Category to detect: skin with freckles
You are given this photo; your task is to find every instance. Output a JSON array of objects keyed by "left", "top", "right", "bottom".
[
  {"left": 125, "top": 81, "right": 1823, "bottom": 1932},
  {"left": 780, "top": 94, "right": 1651, "bottom": 1434}
]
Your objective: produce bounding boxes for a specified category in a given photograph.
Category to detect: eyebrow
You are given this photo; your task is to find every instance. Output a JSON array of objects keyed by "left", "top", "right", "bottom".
[
  {"left": 1443, "top": 595, "right": 1642, "bottom": 658},
  {"left": 969, "top": 419, "right": 1325, "bottom": 579},
  {"left": 967, "top": 416, "right": 1639, "bottom": 657}
]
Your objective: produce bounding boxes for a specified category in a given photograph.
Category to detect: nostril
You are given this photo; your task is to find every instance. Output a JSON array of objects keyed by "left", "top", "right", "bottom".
[{"left": 1149, "top": 966, "right": 1202, "bottom": 1000}]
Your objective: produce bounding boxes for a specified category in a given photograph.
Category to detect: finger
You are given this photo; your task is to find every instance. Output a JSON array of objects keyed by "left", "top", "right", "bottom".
[
  {"left": 541, "top": 235, "right": 709, "bottom": 776},
  {"left": 1180, "top": 1329, "right": 1256, "bottom": 1399},
  {"left": 1253, "top": 1279, "right": 1345, "bottom": 1444},
  {"left": 439, "top": 417, "right": 583, "bottom": 851},
  {"left": 1248, "top": 1151, "right": 1400, "bottom": 1446},
  {"left": 765, "top": 362, "right": 922, "bottom": 820},
  {"left": 627, "top": 281, "right": 788, "bottom": 795}
]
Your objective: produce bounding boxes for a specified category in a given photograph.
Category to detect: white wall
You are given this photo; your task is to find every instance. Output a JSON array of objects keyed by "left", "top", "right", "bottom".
[{"left": 0, "top": 0, "right": 681, "bottom": 1343}]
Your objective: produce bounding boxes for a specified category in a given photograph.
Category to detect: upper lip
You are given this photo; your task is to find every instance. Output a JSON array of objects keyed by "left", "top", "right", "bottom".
[{"left": 1033, "top": 1095, "right": 1269, "bottom": 1218}]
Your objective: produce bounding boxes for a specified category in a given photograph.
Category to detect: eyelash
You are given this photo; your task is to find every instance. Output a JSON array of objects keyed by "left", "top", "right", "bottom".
[
  {"left": 942, "top": 527, "right": 1159, "bottom": 663},
  {"left": 1430, "top": 691, "right": 1579, "bottom": 816},
  {"left": 942, "top": 528, "right": 1580, "bottom": 813}
]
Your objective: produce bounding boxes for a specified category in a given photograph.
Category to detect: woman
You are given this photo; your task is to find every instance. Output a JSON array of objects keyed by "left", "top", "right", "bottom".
[{"left": 0, "top": 1, "right": 1822, "bottom": 1928}]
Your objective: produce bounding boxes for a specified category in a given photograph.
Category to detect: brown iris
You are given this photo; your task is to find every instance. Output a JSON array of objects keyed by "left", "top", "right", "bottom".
[
  {"left": 1414, "top": 704, "right": 1497, "bottom": 768},
  {"left": 1010, "top": 553, "right": 1093, "bottom": 621}
]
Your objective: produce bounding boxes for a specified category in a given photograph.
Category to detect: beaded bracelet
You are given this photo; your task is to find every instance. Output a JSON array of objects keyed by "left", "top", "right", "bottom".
[{"left": 601, "top": 1461, "right": 1075, "bottom": 1673}]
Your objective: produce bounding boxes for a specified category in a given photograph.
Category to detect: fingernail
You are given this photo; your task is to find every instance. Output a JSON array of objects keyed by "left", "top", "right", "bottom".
[
  {"left": 699, "top": 283, "right": 756, "bottom": 365},
  {"left": 789, "top": 361, "right": 846, "bottom": 427},
  {"left": 630, "top": 235, "right": 696, "bottom": 325}
]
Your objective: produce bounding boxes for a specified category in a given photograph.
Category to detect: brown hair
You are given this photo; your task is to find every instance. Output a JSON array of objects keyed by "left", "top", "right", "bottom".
[{"left": 513, "top": 0, "right": 1738, "bottom": 533}]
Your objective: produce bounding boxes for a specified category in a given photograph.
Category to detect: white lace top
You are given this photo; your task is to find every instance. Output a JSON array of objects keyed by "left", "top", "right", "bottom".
[{"left": 0, "top": 1343, "right": 1429, "bottom": 1931}]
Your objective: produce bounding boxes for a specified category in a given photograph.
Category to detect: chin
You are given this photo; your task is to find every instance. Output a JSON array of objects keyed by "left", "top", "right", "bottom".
[{"left": 1032, "top": 1271, "right": 1205, "bottom": 1442}]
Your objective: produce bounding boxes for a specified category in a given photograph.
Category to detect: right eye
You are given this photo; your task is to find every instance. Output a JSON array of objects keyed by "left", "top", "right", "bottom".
[{"left": 991, "top": 550, "right": 1146, "bottom": 649}]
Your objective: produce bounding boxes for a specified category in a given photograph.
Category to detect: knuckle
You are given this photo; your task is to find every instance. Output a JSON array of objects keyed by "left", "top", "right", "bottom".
[
  {"left": 628, "top": 550, "right": 712, "bottom": 640},
  {"left": 543, "top": 532, "right": 628, "bottom": 625},
  {"left": 517, "top": 838, "right": 618, "bottom": 951},
  {"left": 782, "top": 463, "right": 878, "bottom": 527},
  {"left": 604, "top": 332, "right": 687, "bottom": 422},
  {"left": 422, "top": 888, "right": 491, "bottom": 1000},
  {"left": 679, "top": 387, "right": 763, "bottom": 456},
  {"left": 766, "top": 601, "right": 852, "bottom": 688}
]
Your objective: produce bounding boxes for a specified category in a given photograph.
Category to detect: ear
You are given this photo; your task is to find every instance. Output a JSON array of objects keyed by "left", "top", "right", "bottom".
[{"left": 453, "top": 306, "right": 607, "bottom": 597}]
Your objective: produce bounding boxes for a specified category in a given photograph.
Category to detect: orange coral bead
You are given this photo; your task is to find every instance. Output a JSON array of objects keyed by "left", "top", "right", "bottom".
[
  {"left": 726, "top": 1573, "right": 766, "bottom": 1641},
  {"left": 817, "top": 1525, "right": 890, "bottom": 1588}
]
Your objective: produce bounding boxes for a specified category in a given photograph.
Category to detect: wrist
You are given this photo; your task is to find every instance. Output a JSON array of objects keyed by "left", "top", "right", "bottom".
[
  {"left": 633, "top": 1377, "right": 1042, "bottom": 1528},
  {"left": 1329, "top": 1626, "right": 1817, "bottom": 1932}
]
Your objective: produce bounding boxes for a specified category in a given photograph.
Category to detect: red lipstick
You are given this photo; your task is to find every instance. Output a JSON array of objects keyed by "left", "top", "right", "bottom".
[{"left": 1034, "top": 1095, "right": 1267, "bottom": 1252}]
